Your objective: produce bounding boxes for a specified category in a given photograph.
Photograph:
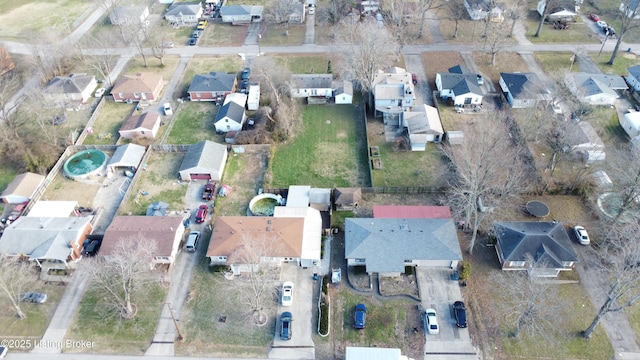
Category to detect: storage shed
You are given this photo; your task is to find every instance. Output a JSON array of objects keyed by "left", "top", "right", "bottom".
[{"left": 179, "top": 140, "right": 228, "bottom": 181}]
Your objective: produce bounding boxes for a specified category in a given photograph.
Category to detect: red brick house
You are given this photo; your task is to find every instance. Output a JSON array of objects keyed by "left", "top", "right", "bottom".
[{"left": 111, "top": 72, "right": 164, "bottom": 103}]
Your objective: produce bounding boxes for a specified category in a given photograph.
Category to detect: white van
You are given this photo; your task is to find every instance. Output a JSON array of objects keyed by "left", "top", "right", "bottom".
[{"left": 185, "top": 231, "right": 200, "bottom": 252}]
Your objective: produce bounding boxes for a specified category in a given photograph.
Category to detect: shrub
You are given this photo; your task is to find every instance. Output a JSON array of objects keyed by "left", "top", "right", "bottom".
[
  {"left": 404, "top": 266, "right": 414, "bottom": 276},
  {"left": 459, "top": 261, "right": 471, "bottom": 280},
  {"left": 319, "top": 301, "right": 329, "bottom": 334},
  {"left": 322, "top": 275, "right": 329, "bottom": 295}
]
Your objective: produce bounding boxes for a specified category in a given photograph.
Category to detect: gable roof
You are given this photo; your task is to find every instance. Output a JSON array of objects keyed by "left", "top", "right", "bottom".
[
  {"left": 112, "top": 72, "right": 163, "bottom": 94},
  {"left": 438, "top": 73, "right": 482, "bottom": 95},
  {"left": 500, "top": 72, "right": 546, "bottom": 99},
  {"left": 494, "top": 221, "right": 578, "bottom": 266},
  {"left": 206, "top": 216, "right": 305, "bottom": 260},
  {"left": 448, "top": 65, "right": 471, "bottom": 74},
  {"left": 628, "top": 65, "right": 640, "bottom": 80},
  {"left": 345, "top": 218, "right": 463, "bottom": 273},
  {"left": 179, "top": 140, "right": 227, "bottom": 173},
  {"left": 166, "top": 2, "right": 202, "bottom": 16},
  {"left": 120, "top": 111, "right": 160, "bottom": 132},
  {"left": 102, "top": 216, "right": 184, "bottom": 257},
  {"left": 108, "top": 143, "right": 146, "bottom": 169},
  {"left": 567, "top": 121, "right": 605, "bottom": 149},
  {"left": 1, "top": 172, "right": 45, "bottom": 200},
  {"left": 215, "top": 101, "right": 245, "bottom": 123},
  {"left": 0, "top": 217, "right": 92, "bottom": 261},
  {"left": 373, "top": 205, "right": 452, "bottom": 219},
  {"left": 568, "top": 73, "right": 628, "bottom": 96},
  {"left": 335, "top": 80, "right": 353, "bottom": 96},
  {"left": 220, "top": 5, "right": 263, "bottom": 16},
  {"left": 188, "top": 71, "right": 236, "bottom": 93},
  {"left": 44, "top": 73, "right": 94, "bottom": 94},
  {"left": 291, "top": 74, "right": 333, "bottom": 89},
  {"left": 223, "top": 92, "right": 247, "bottom": 107}
]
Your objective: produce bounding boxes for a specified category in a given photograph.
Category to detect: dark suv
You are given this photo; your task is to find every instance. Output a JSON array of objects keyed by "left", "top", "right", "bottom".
[
  {"left": 280, "top": 312, "right": 292, "bottom": 340},
  {"left": 453, "top": 301, "right": 467, "bottom": 328},
  {"left": 354, "top": 303, "right": 366, "bottom": 329}
]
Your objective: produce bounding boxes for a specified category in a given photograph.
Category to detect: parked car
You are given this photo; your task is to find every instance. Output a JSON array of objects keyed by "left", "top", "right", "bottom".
[
  {"left": 589, "top": 13, "right": 600, "bottom": 22},
  {"left": 242, "top": 67, "right": 251, "bottom": 80},
  {"left": 354, "top": 303, "right": 366, "bottom": 329},
  {"left": 280, "top": 312, "right": 292, "bottom": 340},
  {"left": 425, "top": 308, "right": 439, "bottom": 334},
  {"left": 281, "top": 281, "right": 294, "bottom": 306},
  {"left": 94, "top": 87, "right": 106, "bottom": 97},
  {"left": 596, "top": 21, "right": 608, "bottom": 29},
  {"left": 197, "top": 20, "right": 208, "bottom": 30},
  {"left": 476, "top": 74, "right": 484, "bottom": 85},
  {"left": 604, "top": 26, "right": 616, "bottom": 36},
  {"left": 20, "top": 292, "right": 47, "bottom": 304},
  {"left": 0, "top": 346, "right": 6, "bottom": 359},
  {"left": 185, "top": 231, "right": 200, "bottom": 252},
  {"left": 308, "top": 5, "right": 315, "bottom": 14},
  {"left": 193, "top": 30, "right": 201, "bottom": 38},
  {"left": 83, "top": 239, "right": 102, "bottom": 256},
  {"left": 189, "top": 37, "right": 197, "bottom": 46},
  {"left": 163, "top": 103, "right": 173, "bottom": 116},
  {"left": 453, "top": 301, "right": 468, "bottom": 328},
  {"left": 195, "top": 204, "right": 208, "bottom": 223},
  {"left": 573, "top": 225, "right": 590, "bottom": 245}
]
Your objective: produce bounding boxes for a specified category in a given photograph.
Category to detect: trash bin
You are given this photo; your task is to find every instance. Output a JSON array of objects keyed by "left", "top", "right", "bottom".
[
  {"left": 628, "top": 48, "right": 632, "bottom": 53},
  {"left": 313, "top": 273, "right": 318, "bottom": 281}
]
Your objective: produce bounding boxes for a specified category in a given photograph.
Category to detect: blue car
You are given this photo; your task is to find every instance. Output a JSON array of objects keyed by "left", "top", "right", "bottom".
[
  {"left": 354, "top": 303, "right": 366, "bottom": 329},
  {"left": 280, "top": 312, "right": 292, "bottom": 340}
]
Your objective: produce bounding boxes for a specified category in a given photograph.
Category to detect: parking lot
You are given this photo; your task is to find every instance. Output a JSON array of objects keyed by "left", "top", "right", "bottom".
[{"left": 416, "top": 268, "right": 478, "bottom": 360}]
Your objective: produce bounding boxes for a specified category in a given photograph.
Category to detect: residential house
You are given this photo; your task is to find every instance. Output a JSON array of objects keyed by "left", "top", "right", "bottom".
[
  {"left": 620, "top": 0, "right": 640, "bottom": 18},
  {"left": 281, "top": 3, "right": 305, "bottom": 24},
  {"left": 118, "top": 111, "right": 161, "bottom": 139},
  {"left": 178, "top": 140, "right": 228, "bottom": 181},
  {"left": 165, "top": 2, "right": 203, "bottom": 26},
  {"left": 107, "top": 143, "right": 146, "bottom": 173},
  {"left": 0, "top": 172, "right": 45, "bottom": 204},
  {"left": 206, "top": 207, "right": 322, "bottom": 273},
  {"left": 220, "top": 5, "right": 263, "bottom": 24},
  {"left": 214, "top": 101, "right": 246, "bottom": 132},
  {"left": 224, "top": 92, "right": 248, "bottom": 108},
  {"left": 43, "top": 73, "right": 97, "bottom": 105},
  {"left": 101, "top": 216, "right": 185, "bottom": 266},
  {"left": 403, "top": 104, "right": 444, "bottom": 151},
  {"left": 565, "top": 73, "right": 628, "bottom": 106},
  {"left": 567, "top": 121, "right": 606, "bottom": 163},
  {"left": 0, "top": 46, "right": 15, "bottom": 76},
  {"left": 493, "top": 221, "right": 578, "bottom": 277},
  {"left": 291, "top": 74, "right": 333, "bottom": 103},
  {"left": 538, "top": 0, "right": 577, "bottom": 21},
  {"left": 435, "top": 66, "right": 483, "bottom": 108},
  {"left": 334, "top": 80, "right": 353, "bottom": 104},
  {"left": 499, "top": 72, "right": 552, "bottom": 108},
  {"left": 109, "top": 5, "right": 150, "bottom": 26},
  {"left": 334, "top": 187, "right": 361, "bottom": 211},
  {"left": 0, "top": 216, "right": 93, "bottom": 267},
  {"left": 373, "top": 67, "right": 415, "bottom": 125},
  {"left": 188, "top": 71, "right": 237, "bottom": 102},
  {"left": 345, "top": 217, "right": 463, "bottom": 277},
  {"left": 111, "top": 72, "right": 164, "bottom": 103},
  {"left": 464, "top": 0, "right": 506, "bottom": 21},
  {"left": 625, "top": 64, "right": 640, "bottom": 92}
]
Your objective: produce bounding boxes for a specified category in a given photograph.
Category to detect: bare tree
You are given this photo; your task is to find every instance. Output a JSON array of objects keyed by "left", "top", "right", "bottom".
[
  {"left": 603, "top": 146, "right": 640, "bottom": 222},
  {"left": 582, "top": 221, "right": 640, "bottom": 338},
  {"left": 0, "top": 256, "right": 40, "bottom": 319},
  {"left": 0, "top": 70, "right": 23, "bottom": 127},
  {"left": 84, "top": 236, "right": 159, "bottom": 319},
  {"left": 441, "top": 110, "right": 531, "bottom": 254},
  {"left": 444, "top": 0, "right": 467, "bottom": 38},
  {"left": 228, "top": 234, "right": 282, "bottom": 324},
  {"left": 327, "top": 0, "right": 347, "bottom": 24},
  {"left": 534, "top": 0, "right": 551, "bottom": 37},
  {"left": 482, "top": 20, "right": 512, "bottom": 66},
  {"left": 490, "top": 260, "right": 565, "bottom": 339},
  {"left": 335, "top": 18, "right": 396, "bottom": 109},
  {"left": 608, "top": 0, "right": 640, "bottom": 64},
  {"left": 416, "top": 0, "right": 442, "bottom": 38},
  {"left": 273, "top": 0, "right": 298, "bottom": 36},
  {"left": 507, "top": 0, "right": 528, "bottom": 37}
]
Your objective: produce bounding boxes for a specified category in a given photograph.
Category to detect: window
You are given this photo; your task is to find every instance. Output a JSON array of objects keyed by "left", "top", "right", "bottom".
[
  {"left": 134, "top": 92, "right": 140, "bottom": 98},
  {"left": 196, "top": 92, "right": 201, "bottom": 98},
  {"left": 464, "top": 97, "right": 472, "bottom": 104},
  {"left": 404, "top": 259, "right": 412, "bottom": 263},
  {"left": 355, "top": 258, "right": 366, "bottom": 263},
  {"left": 509, "top": 261, "right": 526, "bottom": 267},
  {"left": 218, "top": 256, "right": 227, "bottom": 260}
]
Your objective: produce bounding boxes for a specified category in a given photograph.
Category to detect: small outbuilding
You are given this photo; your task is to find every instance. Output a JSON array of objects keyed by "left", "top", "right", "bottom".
[
  {"left": 108, "top": 143, "right": 146, "bottom": 173},
  {"left": 0, "top": 172, "right": 45, "bottom": 204},
  {"left": 334, "top": 187, "right": 361, "bottom": 211},
  {"left": 179, "top": 140, "right": 228, "bottom": 181},
  {"left": 118, "top": 112, "right": 161, "bottom": 139}
]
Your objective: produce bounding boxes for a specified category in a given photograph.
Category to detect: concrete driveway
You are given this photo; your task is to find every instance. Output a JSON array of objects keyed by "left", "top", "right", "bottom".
[
  {"left": 269, "top": 263, "right": 315, "bottom": 359},
  {"left": 416, "top": 268, "right": 478, "bottom": 360}
]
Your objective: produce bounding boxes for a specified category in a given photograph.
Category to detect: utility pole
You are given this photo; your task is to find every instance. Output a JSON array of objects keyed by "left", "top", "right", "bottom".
[{"left": 166, "top": 302, "right": 184, "bottom": 341}]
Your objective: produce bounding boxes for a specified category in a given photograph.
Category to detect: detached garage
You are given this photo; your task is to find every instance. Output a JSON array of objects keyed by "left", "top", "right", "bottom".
[
  {"left": 179, "top": 140, "right": 228, "bottom": 181},
  {"left": 108, "top": 143, "right": 146, "bottom": 173}
]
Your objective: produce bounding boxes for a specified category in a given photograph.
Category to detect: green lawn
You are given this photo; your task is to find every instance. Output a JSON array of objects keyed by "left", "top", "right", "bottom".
[
  {"left": 590, "top": 51, "right": 639, "bottom": 75},
  {"left": 65, "top": 283, "right": 166, "bottom": 355},
  {"left": 272, "top": 54, "right": 335, "bottom": 74},
  {"left": 260, "top": 23, "right": 306, "bottom": 46},
  {"left": 82, "top": 102, "right": 135, "bottom": 145},
  {"left": 523, "top": 12, "right": 600, "bottom": 44},
  {"left": 0, "top": 283, "right": 65, "bottom": 340},
  {"left": 535, "top": 52, "right": 579, "bottom": 74},
  {"left": 268, "top": 104, "right": 369, "bottom": 188},
  {"left": 0, "top": 0, "right": 91, "bottom": 40},
  {"left": 176, "top": 56, "right": 244, "bottom": 99},
  {"left": 0, "top": 162, "right": 18, "bottom": 195},
  {"left": 175, "top": 264, "right": 274, "bottom": 358},
  {"left": 165, "top": 102, "right": 220, "bottom": 144}
]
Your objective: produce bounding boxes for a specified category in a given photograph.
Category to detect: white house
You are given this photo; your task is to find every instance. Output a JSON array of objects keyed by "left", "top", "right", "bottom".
[
  {"left": 165, "top": 2, "right": 203, "bottom": 26},
  {"left": 435, "top": 67, "right": 483, "bottom": 108},
  {"left": 621, "top": 111, "right": 640, "bottom": 147},
  {"left": 109, "top": 5, "right": 150, "bottom": 26},
  {"left": 620, "top": 0, "right": 640, "bottom": 18},
  {"left": 373, "top": 67, "right": 415, "bottom": 125},
  {"left": 567, "top": 121, "right": 606, "bottom": 163},
  {"left": 564, "top": 73, "right": 628, "bottom": 106},
  {"left": 220, "top": 5, "right": 263, "bottom": 24},
  {"left": 403, "top": 104, "right": 444, "bottom": 151},
  {"left": 290, "top": 74, "right": 333, "bottom": 102},
  {"left": 178, "top": 140, "right": 228, "bottom": 181},
  {"left": 334, "top": 80, "right": 353, "bottom": 104},
  {"left": 214, "top": 101, "right": 246, "bottom": 132},
  {"left": 499, "top": 72, "right": 552, "bottom": 108}
]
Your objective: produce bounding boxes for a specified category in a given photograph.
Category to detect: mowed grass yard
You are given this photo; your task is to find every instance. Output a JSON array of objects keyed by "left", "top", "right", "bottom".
[
  {"left": 82, "top": 101, "right": 135, "bottom": 145},
  {"left": 165, "top": 102, "right": 222, "bottom": 145},
  {"left": 0, "top": 0, "right": 92, "bottom": 40},
  {"left": 65, "top": 283, "right": 166, "bottom": 355},
  {"left": 175, "top": 264, "right": 275, "bottom": 358},
  {"left": 268, "top": 104, "right": 369, "bottom": 188}
]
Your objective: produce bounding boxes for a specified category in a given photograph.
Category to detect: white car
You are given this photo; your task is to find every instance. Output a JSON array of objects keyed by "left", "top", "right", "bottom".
[
  {"left": 163, "top": 103, "right": 173, "bottom": 116},
  {"left": 281, "top": 281, "right": 294, "bottom": 306},
  {"left": 574, "top": 225, "right": 590, "bottom": 245},
  {"left": 94, "top": 88, "right": 106, "bottom": 98},
  {"left": 596, "top": 21, "right": 607, "bottom": 29},
  {"left": 425, "top": 308, "right": 439, "bottom": 334}
]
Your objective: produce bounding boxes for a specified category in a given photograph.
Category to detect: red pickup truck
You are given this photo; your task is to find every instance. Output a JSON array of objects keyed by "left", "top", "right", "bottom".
[{"left": 202, "top": 181, "right": 217, "bottom": 201}]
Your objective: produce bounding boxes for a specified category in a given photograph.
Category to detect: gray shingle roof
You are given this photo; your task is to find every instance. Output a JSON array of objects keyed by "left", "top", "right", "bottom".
[
  {"left": 108, "top": 143, "right": 146, "bottom": 169},
  {"left": 45, "top": 73, "right": 94, "bottom": 94},
  {"left": 438, "top": 73, "right": 482, "bottom": 95},
  {"left": 179, "top": 140, "right": 227, "bottom": 173},
  {"left": 345, "top": 218, "right": 462, "bottom": 273},
  {"left": 494, "top": 221, "right": 578, "bottom": 267},
  {"left": 628, "top": 65, "right": 640, "bottom": 80},
  {"left": 215, "top": 101, "right": 245, "bottom": 123},
  {"left": 291, "top": 74, "right": 333, "bottom": 89},
  {"left": 500, "top": 72, "right": 539, "bottom": 98},
  {"left": 188, "top": 71, "right": 236, "bottom": 93},
  {"left": 166, "top": 2, "right": 202, "bottom": 16}
]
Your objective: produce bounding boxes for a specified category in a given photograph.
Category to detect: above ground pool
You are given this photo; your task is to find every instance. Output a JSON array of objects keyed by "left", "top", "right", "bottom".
[
  {"left": 248, "top": 193, "right": 284, "bottom": 216},
  {"left": 64, "top": 149, "right": 108, "bottom": 180}
]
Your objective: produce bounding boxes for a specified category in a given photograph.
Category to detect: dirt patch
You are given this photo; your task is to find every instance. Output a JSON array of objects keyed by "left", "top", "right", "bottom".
[{"left": 43, "top": 175, "right": 101, "bottom": 208}]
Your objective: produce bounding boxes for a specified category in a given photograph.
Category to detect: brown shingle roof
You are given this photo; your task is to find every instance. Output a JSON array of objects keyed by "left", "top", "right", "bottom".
[
  {"left": 102, "top": 216, "right": 184, "bottom": 257},
  {"left": 206, "top": 216, "right": 304, "bottom": 261},
  {"left": 0, "top": 172, "right": 45, "bottom": 200},
  {"left": 112, "top": 72, "right": 163, "bottom": 94},
  {"left": 120, "top": 111, "right": 160, "bottom": 131}
]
